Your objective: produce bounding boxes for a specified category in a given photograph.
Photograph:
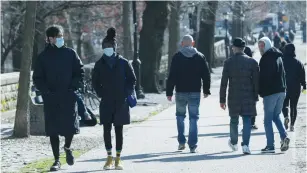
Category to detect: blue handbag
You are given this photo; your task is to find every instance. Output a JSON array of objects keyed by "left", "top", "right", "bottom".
[{"left": 120, "top": 59, "right": 137, "bottom": 108}]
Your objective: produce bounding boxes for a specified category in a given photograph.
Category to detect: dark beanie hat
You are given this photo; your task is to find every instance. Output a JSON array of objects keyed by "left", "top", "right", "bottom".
[
  {"left": 244, "top": 46, "right": 253, "bottom": 57},
  {"left": 102, "top": 27, "right": 117, "bottom": 49},
  {"left": 284, "top": 43, "right": 296, "bottom": 56}
]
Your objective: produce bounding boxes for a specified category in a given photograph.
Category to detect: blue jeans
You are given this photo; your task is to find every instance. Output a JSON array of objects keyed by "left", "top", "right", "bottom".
[
  {"left": 263, "top": 92, "right": 287, "bottom": 147},
  {"left": 176, "top": 92, "right": 200, "bottom": 149},
  {"left": 230, "top": 115, "right": 251, "bottom": 146}
]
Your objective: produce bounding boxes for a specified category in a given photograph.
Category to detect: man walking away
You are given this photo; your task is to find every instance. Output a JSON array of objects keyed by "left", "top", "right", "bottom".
[
  {"left": 166, "top": 35, "right": 211, "bottom": 153},
  {"left": 282, "top": 44, "right": 306, "bottom": 131},
  {"left": 258, "top": 37, "right": 290, "bottom": 153},
  {"left": 220, "top": 38, "right": 259, "bottom": 155}
]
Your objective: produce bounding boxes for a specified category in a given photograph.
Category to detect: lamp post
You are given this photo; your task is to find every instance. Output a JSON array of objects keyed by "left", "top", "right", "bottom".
[
  {"left": 240, "top": 12, "right": 245, "bottom": 39},
  {"left": 223, "top": 12, "right": 229, "bottom": 59},
  {"left": 132, "top": 1, "right": 145, "bottom": 99}
]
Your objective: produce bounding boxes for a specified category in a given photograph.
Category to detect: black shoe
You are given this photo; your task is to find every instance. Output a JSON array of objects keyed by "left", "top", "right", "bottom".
[
  {"left": 281, "top": 137, "right": 290, "bottom": 152},
  {"left": 50, "top": 160, "right": 61, "bottom": 172},
  {"left": 251, "top": 125, "right": 258, "bottom": 130},
  {"left": 64, "top": 147, "right": 75, "bottom": 166},
  {"left": 284, "top": 117, "right": 289, "bottom": 130},
  {"left": 261, "top": 146, "right": 275, "bottom": 153}
]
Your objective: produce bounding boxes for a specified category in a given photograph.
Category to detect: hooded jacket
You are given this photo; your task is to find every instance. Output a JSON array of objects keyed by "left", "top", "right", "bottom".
[
  {"left": 166, "top": 46, "right": 211, "bottom": 96},
  {"left": 258, "top": 37, "right": 286, "bottom": 97},
  {"left": 282, "top": 44, "right": 306, "bottom": 94}
]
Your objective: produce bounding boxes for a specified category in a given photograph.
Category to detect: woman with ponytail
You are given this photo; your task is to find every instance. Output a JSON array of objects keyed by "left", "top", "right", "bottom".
[{"left": 92, "top": 27, "right": 136, "bottom": 170}]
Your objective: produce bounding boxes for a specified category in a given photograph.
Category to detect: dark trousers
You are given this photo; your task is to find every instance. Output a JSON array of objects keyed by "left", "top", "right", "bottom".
[
  {"left": 251, "top": 117, "right": 256, "bottom": 126},
  {"left": 103, "top": 124, "right": 123, "bottom": 151},
  {"left": 50, "top": 135, "right": 74, "bottom": 161},
  {"left": 282, "top": 93, "right": 300, "bottom": 126}
]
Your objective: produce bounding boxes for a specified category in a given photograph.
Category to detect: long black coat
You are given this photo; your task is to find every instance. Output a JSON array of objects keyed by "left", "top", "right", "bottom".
[
  {"left": 220, "top": 52, "right": 259, "bottom": 117},
  {"left": 92, "top": 54, "right": 136, "bottom": 126},
  {"left": 33, "top": 45, "right": 84, "bottom": 136}
]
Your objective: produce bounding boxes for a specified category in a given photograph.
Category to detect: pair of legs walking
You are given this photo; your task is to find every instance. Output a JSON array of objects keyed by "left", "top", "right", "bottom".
[
  {"left": 103, "top": 124, "right": 124, "bottom": 170},
  {"left": 282, "top": 93, "right": 300, "bottom": 131},
  {"left": 176, "top": 92, "right": 200, "bottom": 152},
  {"left": 229, "top": 115, "right": 252, "bottom": 154},
  {"left": 262, "top": 92, "right": 290, "bottom": 153},
  {"left": 49, "top": 135, "right": 74, "bottom": 171}
]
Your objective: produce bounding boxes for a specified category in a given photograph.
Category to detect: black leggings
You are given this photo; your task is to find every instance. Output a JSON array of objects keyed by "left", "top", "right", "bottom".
[
  {"left": 103, "top": 124, "right": 123, "bottom": 151},
  {"left": 50, "top": 135, "right": 74, "bottom": 160},
  {"left": 282, "top": 93, "right": 300, "bottom": 126},
  {"left": 251, "top": 116, "right": 256, "bottom": 126}
]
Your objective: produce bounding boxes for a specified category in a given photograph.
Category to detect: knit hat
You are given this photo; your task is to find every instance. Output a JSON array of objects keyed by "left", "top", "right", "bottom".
[
  {"left": 102, "top": 27, "right": 117, "bottom": 49},
  {"left": 244, "top": 46, "right": 253, "bottom": 57}
]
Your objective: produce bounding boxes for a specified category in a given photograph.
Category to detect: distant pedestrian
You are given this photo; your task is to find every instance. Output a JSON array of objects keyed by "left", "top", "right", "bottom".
[
  {"left": 33, "top": 25, "right": 84, "bottom": 171},
  {"left": 258, "top": 37, "right": 290, "bottom": 153},
  {"left": 220, "top": 38, "right": 259, "bottom": 154},
  {"left": 243, "top": 46, "right": 258, "bottom": 130},
  {"left": 258, "top": 31, "right": 265, "bottom": 40},
  {"left": 279, "top": 41, "right": 287, "bottom": 54},
  {"left": 289, "top": 30, "right": 295, "bottom": 42},
  {"left": 282, "top": 44, "right": 306, "bottom": 131},
  {"left": 273, "top": 32, "right": 282, "bottom": 49},
  {"left": 92, "top": 27, "right": 136, "bottom": 170},
  {"left": 166, "top": 34, "right": 211, "bottom": 153}
]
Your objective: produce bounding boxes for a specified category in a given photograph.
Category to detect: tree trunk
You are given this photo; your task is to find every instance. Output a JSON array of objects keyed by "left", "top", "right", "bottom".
[
  {"left": 63, "top": 10, "right": 74, "bottom": 48},
  {"left": 167, "top": 1, "right": 181, "bottom": 73},
  {"left": 76, "top": 13, "right": 82, "bottom": 60},
  {"left": 122, "top": 1, "right": 133, "bottom": 60},
  {"left": 82, "top": 33, "right": 96, "bottom": 64},
  {"left": 197, "top": 1, "right": 218, "bottom": 72},
  {"left": 12, "top": 23, "right": 23, "bottom": 72},
  {"left": 32, "top": 20, "right": 46, "bottom": 70},
  {"left": 139, "top": 1, "right": 169, "bottom": 93},
  {"left": 231, "top": 1, "right": 243, "bottom": 39},
  {"left": 13, "top": 1, "right": 37, "bottom": 138}
]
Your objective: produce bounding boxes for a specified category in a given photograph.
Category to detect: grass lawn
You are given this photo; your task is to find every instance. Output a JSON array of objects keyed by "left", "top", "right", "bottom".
[{"left": 20, "top": 150, "right": 85, "bottom": 173}]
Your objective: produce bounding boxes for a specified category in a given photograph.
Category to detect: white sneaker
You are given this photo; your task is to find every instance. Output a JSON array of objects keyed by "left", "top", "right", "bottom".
[
  {"left": 228, "top": 139, "right": 238, "bottom": 151},
  {"left": 242, "top": 145, "right": 251, "bottom": 154}
]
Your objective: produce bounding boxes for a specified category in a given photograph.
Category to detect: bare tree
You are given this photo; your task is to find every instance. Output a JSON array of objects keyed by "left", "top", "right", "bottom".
[
  {"left": 197, "top": 1, "right": 218, "bottom": 72},
  {"left": 13, "top": 1, "right": 37, "bottom": 137},
  {"left": 167, "top": 1, "right": 181, "bottom": 72},
  {"left": 139, "top": 1, "right": 169, "bottom": 93},
  {"left": 122, "top": 1, "right": 133, "bottom": 60}
]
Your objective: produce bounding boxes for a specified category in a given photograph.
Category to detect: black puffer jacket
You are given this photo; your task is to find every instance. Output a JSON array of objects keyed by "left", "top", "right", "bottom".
[{"left": 282, "top": 44, "right": 306, "bottom": 95}]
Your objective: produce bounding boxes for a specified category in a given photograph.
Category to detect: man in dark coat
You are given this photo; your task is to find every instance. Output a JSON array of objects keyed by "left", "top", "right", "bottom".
[
  {"left": 166, "top": 34, "right": 211, "bottom": 153},
  {"left": 258, "top": 37, "right": 290, "bottom": 153},
  {"left": 33, "top": 25, "right": 84, "bottom": 171},
  {"left": 92, "top": 27, "right": 136, "bottom": 170},
  {"left": 220, "top": 38, "right": 259, "bottom": 155},
  {"left": 282, "top": 44, "right": 306, "bottom": 131}
]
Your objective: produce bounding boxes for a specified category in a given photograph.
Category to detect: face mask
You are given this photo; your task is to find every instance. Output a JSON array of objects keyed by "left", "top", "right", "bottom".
[
  {"left": 103, "top": 48, "right": 114, "bottom": 57},
  {"left": 55, "top": 38, "right": 64, "bottom": 48}
]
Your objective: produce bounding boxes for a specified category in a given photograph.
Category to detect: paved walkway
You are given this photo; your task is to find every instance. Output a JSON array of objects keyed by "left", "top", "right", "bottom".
[{"left": 61, "top": 37, "right": 306, "bottom": 173}]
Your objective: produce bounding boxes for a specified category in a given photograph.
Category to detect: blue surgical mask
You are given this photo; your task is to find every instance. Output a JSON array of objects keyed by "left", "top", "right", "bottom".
[
  {"left": 103, "top": 48, "right": 114, "bottom": 57},
  {"left": 55, "top": 38, "right": 64, "bottom": 48}
]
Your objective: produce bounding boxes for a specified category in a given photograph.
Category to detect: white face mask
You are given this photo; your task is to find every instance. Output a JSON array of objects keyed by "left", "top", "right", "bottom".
[
  {"left": 55, "top": 37, "right": 64, "bottom": 48},
  {"left": 103, "top": 48, "right": 114, "bottom": 57}
]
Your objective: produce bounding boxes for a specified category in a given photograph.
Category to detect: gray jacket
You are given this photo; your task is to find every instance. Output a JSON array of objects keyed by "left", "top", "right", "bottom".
[{"left": 219, "top": 52, "right": 259, "bottom": 116}]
